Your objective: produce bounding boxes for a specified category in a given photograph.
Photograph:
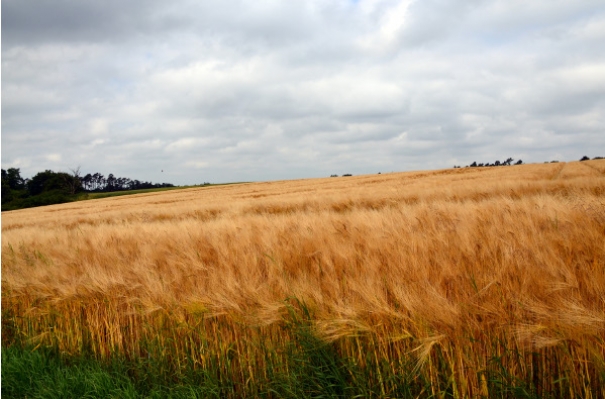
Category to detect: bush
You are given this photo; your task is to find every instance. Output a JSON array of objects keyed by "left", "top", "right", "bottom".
[
  {"left": 2, "top": 179, "right": 14, "bottom": 204},
  {"left": 28, "top": 170, "right": 82, "bottom": 196}
]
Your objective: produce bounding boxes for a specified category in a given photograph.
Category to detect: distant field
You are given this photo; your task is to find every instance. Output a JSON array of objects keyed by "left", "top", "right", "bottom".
[
  {"left": 80, "top": 181, "right": 249, "bottom": 200},
  {"left": 2, "top": 161, "right": 605, "bottom": 397},
  {"left": 82, "top": 185, "right": 187, "bottom": 199}
]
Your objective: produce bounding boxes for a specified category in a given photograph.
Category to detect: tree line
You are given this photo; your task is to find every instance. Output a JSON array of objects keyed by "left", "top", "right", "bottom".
[
  {"left": 453, "top": 157, "right": 522, "bottom": 168},
  {"left": 2, "top": 167, "right": 174, "bottom": 211},
  {"left": 454, "top": 155, "right": 603, "bottom": 169},
  {"left": 78, "top": 171, "right": 174, "bottom": 192}
]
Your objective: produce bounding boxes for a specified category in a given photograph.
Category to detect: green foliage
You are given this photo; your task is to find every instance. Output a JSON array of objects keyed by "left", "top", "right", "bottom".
[
  {"left": 2, "top": 169, "right": 83, "bottom": 211},
  {"left": 2, "top": 190, "right": 77, "bottom": 211},
  {"left": 1, "top": 167, "right": 185, "bottom": 211},
  {"left": 28, "top": 170, "right": 82, "bottom": 196},
  {"left": 3, "top": 301, "right": 603, "bottom": 398},
  {"left": 84, "top": 186, "right": 185, "bottom": 200},
  {"left": 3, "top": 304, "right": 424, "bottom": 399},
  {"left": 2, "top": 177, "right": 14, "bottom": 204},
  {"left": 1, "top": 346, "right": 138, "bottom": 399},
  {"left": 1, "top": 168, "right": 30, "bottom": 209},
  {"left": 2, "top": 167, "right": 26, "bottom": 190},
  {"left": 274, "top": 300, "right": 351, "bottom": 397}
]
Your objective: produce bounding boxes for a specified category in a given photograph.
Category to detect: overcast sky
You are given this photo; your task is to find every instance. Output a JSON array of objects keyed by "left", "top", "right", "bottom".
[{"left": 2, "top": 0, "right": 604, "bottom": 185}]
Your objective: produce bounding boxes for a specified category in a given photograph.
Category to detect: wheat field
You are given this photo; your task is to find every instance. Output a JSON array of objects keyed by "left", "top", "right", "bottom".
[{"left": 3, "top": 160, "right": 605, "bottom": 397}]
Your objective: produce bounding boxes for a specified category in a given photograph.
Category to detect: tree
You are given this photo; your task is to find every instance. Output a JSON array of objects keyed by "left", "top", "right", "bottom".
[
  {"left": 106, "top": 174, "right": 116, "bottom": 191},
  {"left": 580, "top": 156, "right": 590, "bottom": 161},
  {"left": 64, "top": 166, "right": 83, "bottom": 195},
  {"left": 94, "top": 173, "right": 105, "bottom": 191},
  {"left": 70, "top": 166, "right": 82, "bottom": 182},
  {"left": 28, "top": 170, "right": 82, "bottom": 196},
  {"left": 2, "top": 176, "right": 13, "bottom": 204},
  {"left": 3, "top": 168, "right": 25, "bottom": 190},
  {"left": 82, "top": 173, "right": 93, "bottom": 191},
  {"left": 122, "top": 178, "right": 132, "bottom": 190}
]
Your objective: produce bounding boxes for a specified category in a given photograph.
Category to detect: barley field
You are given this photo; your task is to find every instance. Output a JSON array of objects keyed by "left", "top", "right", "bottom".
[{"left": 2, "top": 160, "right": 605, "bottom": 398}]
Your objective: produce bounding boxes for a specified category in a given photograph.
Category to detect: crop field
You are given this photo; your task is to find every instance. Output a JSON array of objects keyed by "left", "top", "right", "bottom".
[{"left": 2, "top": 160, "right": 605, "bottom": 398}]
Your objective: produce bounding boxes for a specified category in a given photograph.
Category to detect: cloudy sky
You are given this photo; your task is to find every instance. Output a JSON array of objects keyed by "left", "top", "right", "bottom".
[{"left": 2, "top": 0, "right": 604, "bottom": 185}]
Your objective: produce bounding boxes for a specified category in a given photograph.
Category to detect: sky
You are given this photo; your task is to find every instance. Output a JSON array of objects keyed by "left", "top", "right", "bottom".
[{"left": 2, "top": 0, "right": 605, "bottom": 185}]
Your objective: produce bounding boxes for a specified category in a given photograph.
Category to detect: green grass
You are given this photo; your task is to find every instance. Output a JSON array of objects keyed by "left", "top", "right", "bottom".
[
  {"left": 80, "top": 182, "right": 251, "bottom": 200},
  {"left": 81, "top": 186, "right": 189, "bottom": 200},
  {"left": 2, "top": 182, "right": 252, "bottom": 210},
  {"left": 1, "top": 345, "right": 240, "bottom": 398},
  {"left": 2, "top": 346, "right": 138, "bottom": 398},
  {"left": 1, "top": 343, "right": 554, "bottom": 399},
  {"left": 2, "top": 299, "right": 601, "bottom": 398},
  {"left": 1, "top": 304, "right": 425, "bottom": 399}
]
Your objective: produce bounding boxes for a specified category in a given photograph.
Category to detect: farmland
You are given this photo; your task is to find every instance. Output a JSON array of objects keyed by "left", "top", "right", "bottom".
[{"left": 2, "top": 160, "right": 605, "bottom": 397}]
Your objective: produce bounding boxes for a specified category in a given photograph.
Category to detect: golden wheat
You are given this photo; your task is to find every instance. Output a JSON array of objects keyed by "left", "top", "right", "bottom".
[{"left": 2, "top": 160, "right": 605, "bottom": 397}]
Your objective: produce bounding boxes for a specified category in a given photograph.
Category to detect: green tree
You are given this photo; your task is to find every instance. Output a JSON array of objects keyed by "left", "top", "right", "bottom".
[
  {"left": 28, "top": 170, "right": 82, "bottom": 196},
  {"left": 2, "top": 168, "right": 25, "bottom": 190},
  {"left": 1, "top": 176, "right": 14, "bottom": 204}
]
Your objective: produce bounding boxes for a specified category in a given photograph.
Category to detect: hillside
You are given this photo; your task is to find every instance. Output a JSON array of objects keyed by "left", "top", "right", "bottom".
[{"left": 2, "top": 160, "right": 605, "bottom": 397}]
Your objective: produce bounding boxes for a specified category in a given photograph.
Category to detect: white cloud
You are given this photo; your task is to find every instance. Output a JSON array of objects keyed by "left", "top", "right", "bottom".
[
  {"left": 89, "top": 119, "right": 109, "bottom": 135},
  {"left": 46, "top": 153, "right": 62, "bottom": 162},
  {"left": 357, "top": 0, "right": 414, "bottom": 53},
  {"left": 166, "top": 137, "right": 208, "bottom": 152},
  {"left": 185, "top": 161, "right": 208, "bottom": 169}
]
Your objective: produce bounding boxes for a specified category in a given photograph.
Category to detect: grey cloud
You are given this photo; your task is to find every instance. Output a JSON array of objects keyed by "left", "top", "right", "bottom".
[
  {"left": 2, "top": 0, "right": 604, "bottom": 185},
  {"left": 397, "top": 0, "right": 480, "bottom": 47},
  {"left": 2, "top": 0, "right": 174, "bottom": 46}
]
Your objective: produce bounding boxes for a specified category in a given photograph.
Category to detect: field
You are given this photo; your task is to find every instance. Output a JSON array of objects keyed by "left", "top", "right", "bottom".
[
  {"left": 2, "top": 160, "right": 605, "bottom": 398},
  {"left": 81, "top": 182, "right": 248, "bottom": 200}
]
